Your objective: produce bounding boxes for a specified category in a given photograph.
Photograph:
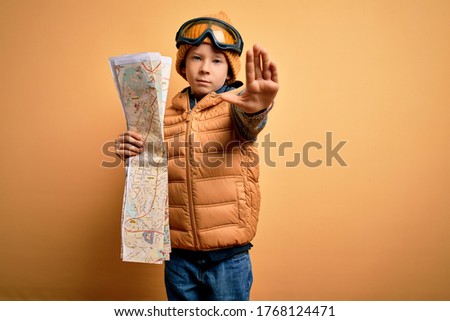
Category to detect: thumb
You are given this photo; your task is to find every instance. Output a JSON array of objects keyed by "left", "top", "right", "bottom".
[{"left": 220, "top": 92, "right": 241, "bottom": 106}]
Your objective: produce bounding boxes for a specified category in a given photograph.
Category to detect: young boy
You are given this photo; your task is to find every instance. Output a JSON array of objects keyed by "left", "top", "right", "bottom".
[{"left": 115, "top": 11, "right": 278, "bottom": 300}]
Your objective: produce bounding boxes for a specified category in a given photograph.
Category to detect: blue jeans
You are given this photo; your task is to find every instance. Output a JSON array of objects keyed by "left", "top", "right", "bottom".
[{"left": 164, "top": 251, "right": 253, "bottom": 301}]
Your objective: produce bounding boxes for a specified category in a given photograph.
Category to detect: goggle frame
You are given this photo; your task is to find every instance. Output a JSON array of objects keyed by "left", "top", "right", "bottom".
[{"left": 175, "top": 17, "right": 244, "bottom": 55}]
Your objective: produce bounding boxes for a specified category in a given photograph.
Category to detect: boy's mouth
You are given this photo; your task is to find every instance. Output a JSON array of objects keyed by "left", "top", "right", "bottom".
[{"left": 196, "top": 79, "right": 211, "bottom": 85}]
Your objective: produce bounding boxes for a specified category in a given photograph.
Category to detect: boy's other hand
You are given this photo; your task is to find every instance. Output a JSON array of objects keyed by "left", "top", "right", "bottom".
[
  {"left": 221, "top": 44, "right": 279, "bottom": 113},
  {"left": 115, "top": 130, "right": 144, "bottom": 160}
]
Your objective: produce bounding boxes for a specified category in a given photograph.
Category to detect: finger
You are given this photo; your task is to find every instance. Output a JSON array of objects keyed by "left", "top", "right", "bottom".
[
  {"left": 118, "top": 131, "right": 144, "bottom": 147},
  {"left": 269, "top": 61, "right": 279, "bottom": 84},
  {"left": 115, "top": 149, "right": 140, "bottom": 159},
  {"left": 117, "top": 142, "right": 144, "bottom": 154},
  {"left": 253, "top": 44, "right": 262, "bottom": 79},
  {"left": 220, "top": 91, "right": 242, "bottom": 107},
  {"left": 126, "top": 130, "right": 142, "bottom": 140},
  {"left": 119, "top": 131, "right": 142, "bottom": 142},
  {"left": 245, "top": 48, "right": 255, "bottom": 84},
  {"left": 260, "top": 47, "right": 271, "bottom": 80}
]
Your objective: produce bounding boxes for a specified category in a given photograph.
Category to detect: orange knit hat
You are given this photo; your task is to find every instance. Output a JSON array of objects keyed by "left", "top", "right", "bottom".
[{"left": 175, "top": 11, "right": 241, "bottom": 84}]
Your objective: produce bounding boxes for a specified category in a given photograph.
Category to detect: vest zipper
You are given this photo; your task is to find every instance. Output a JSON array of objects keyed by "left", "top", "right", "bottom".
[{"left": 185, "top": 100, "right": 199, "bottom": 250}]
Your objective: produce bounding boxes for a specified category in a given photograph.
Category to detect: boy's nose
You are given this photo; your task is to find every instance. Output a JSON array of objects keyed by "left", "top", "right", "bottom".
[{"left": 200, "top": 62, "right": 210, "bottom": 73}]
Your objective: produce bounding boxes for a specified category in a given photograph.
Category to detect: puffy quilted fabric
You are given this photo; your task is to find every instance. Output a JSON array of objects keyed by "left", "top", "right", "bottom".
[{"left": 164, "top": 87, "right": 261, "bottom": 250}]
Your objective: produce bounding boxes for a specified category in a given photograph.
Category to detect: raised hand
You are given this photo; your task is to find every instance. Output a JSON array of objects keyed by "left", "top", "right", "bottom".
[{"left": 221, "top": 44, "right": 279, "bottom": 113}]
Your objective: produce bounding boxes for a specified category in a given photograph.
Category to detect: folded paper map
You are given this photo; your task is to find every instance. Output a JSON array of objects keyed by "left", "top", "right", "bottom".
[{"left": 109, "top": 52, "right": 171, "bottom": 264}]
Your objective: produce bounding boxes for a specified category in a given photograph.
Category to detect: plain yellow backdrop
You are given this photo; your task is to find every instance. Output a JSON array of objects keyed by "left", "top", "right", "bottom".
[{"left": 1, "top": 0, "right": 449, "bottom": 300}]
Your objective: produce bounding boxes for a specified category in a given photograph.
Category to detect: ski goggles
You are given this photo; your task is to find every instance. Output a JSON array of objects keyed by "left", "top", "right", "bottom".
[{"left": 175, "top": 17, "right": 244, "bottom": 55}]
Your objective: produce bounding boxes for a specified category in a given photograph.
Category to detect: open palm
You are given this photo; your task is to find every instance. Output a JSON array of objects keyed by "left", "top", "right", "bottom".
[{"left": 221, "top": 44, "right": 279, "bottom": 113}]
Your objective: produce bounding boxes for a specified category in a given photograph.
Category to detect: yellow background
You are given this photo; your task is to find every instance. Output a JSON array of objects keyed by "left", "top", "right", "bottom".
[{"left": 1, "top": 0, "right": 449, "bottom": 300}]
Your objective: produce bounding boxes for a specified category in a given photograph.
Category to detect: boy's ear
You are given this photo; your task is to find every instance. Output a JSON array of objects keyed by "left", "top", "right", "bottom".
[{"left": 181, "top": 64, "right": 186, "bottom": 75}]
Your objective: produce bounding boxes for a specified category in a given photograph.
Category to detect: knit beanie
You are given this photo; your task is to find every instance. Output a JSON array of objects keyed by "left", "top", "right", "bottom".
[{"left": 175, "top": 11, "right": 241, "bottom": 84}]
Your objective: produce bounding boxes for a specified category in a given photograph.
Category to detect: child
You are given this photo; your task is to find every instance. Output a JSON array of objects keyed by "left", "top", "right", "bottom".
[{"left": 115, "top": 11, "right": 278, "bottom": 300}]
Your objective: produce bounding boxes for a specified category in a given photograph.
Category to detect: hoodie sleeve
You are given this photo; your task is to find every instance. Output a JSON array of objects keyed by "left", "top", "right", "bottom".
[{"left": 231, "top": 103, "right": 273, "bottom": 141}]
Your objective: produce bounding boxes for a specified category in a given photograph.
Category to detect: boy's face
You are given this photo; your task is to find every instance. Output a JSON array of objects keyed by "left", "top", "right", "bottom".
[{"left": 182, "top": 43, "right": 229, "bottom": 100}]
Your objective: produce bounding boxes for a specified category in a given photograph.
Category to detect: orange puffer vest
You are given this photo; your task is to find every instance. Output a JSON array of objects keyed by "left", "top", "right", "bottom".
[{"left": 164, "top": 88, "right": 261, "bottom": 251}]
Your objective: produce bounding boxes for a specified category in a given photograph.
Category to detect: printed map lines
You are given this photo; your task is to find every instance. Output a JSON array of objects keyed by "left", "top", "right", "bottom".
[
  {"left": 124, "top": 164, "right": 162, "bottom": 234},
  {"left": 109, "top": 52, "right": 171, "bottom": 263}
]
